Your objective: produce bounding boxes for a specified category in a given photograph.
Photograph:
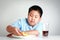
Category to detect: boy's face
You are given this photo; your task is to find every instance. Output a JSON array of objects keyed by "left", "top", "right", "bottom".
[{"left": 28, "top": 10, "right": 41, "bottom": 26}]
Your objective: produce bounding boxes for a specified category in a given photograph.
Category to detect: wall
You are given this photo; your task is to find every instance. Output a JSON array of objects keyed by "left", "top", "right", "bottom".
[{"left": 0, "top": 0, "right": 60, "bottom": 36}]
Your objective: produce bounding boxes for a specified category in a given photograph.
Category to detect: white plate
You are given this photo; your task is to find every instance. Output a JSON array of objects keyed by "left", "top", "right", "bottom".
[
  {"left": 12, "top": 35, "right": 26, "bottom": 39},
  {"left": 12, "top": 35, "right": 36, "bottom": 39}
]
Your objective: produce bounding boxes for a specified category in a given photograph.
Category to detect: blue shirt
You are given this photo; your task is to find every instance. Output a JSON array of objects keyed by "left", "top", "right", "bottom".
[{"left": 11, "top": 18, "right": 43, "bottom": 36}]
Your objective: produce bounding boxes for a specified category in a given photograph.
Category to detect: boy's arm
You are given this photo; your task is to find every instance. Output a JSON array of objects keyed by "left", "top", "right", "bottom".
[
  {"left": 6, "top": 25, "right": 39, "bottom": 36},
  {"left": 6, "top": 25, "right": 23, "bottom": 36}
]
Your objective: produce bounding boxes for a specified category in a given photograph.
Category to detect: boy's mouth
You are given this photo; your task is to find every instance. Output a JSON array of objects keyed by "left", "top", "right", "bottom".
[
  {"left": 30, "top": 21, "right": 34, "bottom": 23},
  {"left": 30, "top": 21, "right": 35, "bottom": 24}
]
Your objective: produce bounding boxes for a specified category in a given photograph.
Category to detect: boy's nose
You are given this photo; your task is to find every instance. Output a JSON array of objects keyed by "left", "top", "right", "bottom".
[{"left": 32, "top": 17, "right": 35, "bottom": 21}]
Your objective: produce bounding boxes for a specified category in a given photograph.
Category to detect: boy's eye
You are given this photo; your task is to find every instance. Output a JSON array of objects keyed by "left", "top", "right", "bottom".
[
  {"left": 35, "top": 16, "right": 38, "bottom": 18},
  {"left": 30, "top": 14, "right": 33, "bottom": 17},
  {"left": 29, "top": 14, "right": 38, "bottom": 18}
]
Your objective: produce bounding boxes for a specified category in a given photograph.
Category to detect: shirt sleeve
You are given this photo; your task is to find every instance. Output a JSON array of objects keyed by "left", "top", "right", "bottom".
[{"left": 10, "top": 19, "right": 22, "bottom": 29}]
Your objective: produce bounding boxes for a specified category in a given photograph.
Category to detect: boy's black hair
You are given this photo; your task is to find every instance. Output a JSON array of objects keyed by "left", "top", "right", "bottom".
[{"left": 28, "top": 5, "right": 43, "bottom": 17}]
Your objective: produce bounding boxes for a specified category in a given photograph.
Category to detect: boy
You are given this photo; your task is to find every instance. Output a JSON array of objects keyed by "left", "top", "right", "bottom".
[{"left": 6, "top": 5, "right": 43, "bottom": 37}]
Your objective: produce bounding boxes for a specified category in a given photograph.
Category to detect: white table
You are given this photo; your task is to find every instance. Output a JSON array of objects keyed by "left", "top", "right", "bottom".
[{"left": 0, "top": 35, "right": 60, "bottom": 40}]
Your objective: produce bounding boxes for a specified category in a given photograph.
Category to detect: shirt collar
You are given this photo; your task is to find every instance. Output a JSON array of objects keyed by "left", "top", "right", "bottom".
[{"left": 26, "top": 18, "right": 40, "bottom": 30}]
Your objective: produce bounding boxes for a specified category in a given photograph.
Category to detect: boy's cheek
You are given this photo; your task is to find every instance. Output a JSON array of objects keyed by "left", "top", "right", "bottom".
[
  {"left": 28, "top": 17, "right": 31, "bottom": 21},
  {"left": 35, "top": 20, "right": 39, "bottom": 23}
]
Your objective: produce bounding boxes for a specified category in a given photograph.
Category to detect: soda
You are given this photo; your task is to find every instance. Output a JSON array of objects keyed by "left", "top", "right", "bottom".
[{"left": 43, "top": 31, "right": 48, "bottom": 36}]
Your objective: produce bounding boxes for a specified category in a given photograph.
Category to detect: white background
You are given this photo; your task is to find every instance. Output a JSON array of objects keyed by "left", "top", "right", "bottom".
[{"left": 0, "top": 0, "right": 60, "bottom": 36}]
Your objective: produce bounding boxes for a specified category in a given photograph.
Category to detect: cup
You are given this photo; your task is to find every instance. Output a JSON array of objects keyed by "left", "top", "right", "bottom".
[{"left": 42, "top": 23, "right": 49, "bottom": 36}]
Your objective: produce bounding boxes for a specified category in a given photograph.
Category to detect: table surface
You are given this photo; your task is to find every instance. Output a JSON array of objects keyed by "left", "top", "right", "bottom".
[{"left": 0, "top": 35, "right": 60, "bottom": 40}]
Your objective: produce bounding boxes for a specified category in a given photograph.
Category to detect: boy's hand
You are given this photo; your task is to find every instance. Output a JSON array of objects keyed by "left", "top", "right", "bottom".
[{"left": 11, "top": 27, "right": 23, "bottom": 36}]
